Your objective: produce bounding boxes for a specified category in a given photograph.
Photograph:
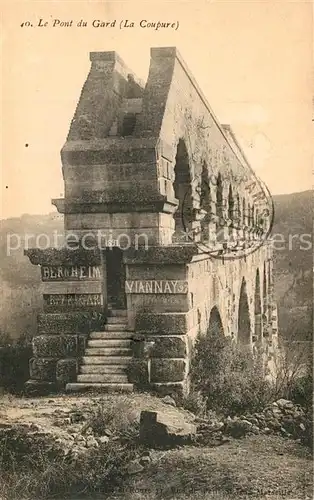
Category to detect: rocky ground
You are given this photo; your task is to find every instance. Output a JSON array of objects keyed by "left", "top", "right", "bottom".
[{"left": 0, "top": 392, "right": 312, "bottom": 499}]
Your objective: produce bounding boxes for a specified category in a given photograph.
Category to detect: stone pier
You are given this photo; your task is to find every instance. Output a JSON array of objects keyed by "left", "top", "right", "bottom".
[{"left": 25, "top": 47, "right": 278, "bottom": 395}]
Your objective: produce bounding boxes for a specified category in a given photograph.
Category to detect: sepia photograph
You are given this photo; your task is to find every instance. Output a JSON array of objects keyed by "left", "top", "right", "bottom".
[{"left": 1, "top": 1, "right": 313, "bottom": 499}]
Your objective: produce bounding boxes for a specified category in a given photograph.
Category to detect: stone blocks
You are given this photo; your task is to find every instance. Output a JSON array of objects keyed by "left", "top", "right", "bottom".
[
  {"left": 150, "top": 359, "right": 186, "bottom": 383},
  {"left": 56, "top": 359, "right": 78, "bottom": 384},
  {"left": 150, "top": 336, "right": 187, "bottom": 358},
  {"left": 24, "top": 380, "right": 57, "bottom": 396},
  {"left": 33, "top": 335, "right": 87, "bottom": 358},
  {"left": 150, "top": 382, "right": 187, "bottom": 399},
  {"left": 29, "top": 358, "right": 58, "bottom": 382},
  {"left": 126, "top": 359, "right": 149, "bottom": 389},
  {"left": 139, "top": 409, "right": 196, "bottom": 448},
  {"left": 136, "top": 312, "right": 189, "bottom": 334},
  {"left": 37, "top": 313, "right": 92, "bottom": 335}
]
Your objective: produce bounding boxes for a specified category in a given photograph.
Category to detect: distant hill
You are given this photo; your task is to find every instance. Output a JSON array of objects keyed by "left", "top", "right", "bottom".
[
  {"left": 272, "top": 190, "right": 312, "bottom": 341},
  {"left": 0, "top": 191, "right": 312, "bottom": 342},
  {"left": 0, "top": 213, "right": 64, "bottom": 340}
]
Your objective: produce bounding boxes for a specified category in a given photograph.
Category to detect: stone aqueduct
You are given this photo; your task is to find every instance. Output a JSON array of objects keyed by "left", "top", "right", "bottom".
[{"left": 25, "top": 47, "right": 278, "bottom": 395}]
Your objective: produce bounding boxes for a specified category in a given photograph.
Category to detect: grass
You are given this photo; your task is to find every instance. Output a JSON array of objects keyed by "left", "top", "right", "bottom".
[
  {"left": 0, "top": 395, "right": 141, "bottom": 500},
  {"left": 0, "top": 431, "right": 138, "bottom": 500},
  {"left": 0, "top": 393, "right": 312, "bottom": 500},
  {"left": 117, "top": 435, "right": 312, "bottom": 500}
]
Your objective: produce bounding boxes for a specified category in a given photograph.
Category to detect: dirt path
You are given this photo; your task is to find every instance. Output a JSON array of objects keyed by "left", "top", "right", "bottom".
[
  {"left": 0, "top": 393, "right": 312, "bottom": 500},
  {"left": 118, "top": 435, "right": 312, "bottom": 499}
]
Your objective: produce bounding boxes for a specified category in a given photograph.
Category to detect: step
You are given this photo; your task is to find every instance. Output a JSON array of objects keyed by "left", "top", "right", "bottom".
[
  {"left": 85, "top": 347, "right": 132, "bottom": 356},
  {"left": 82, "top": 356, "right": 132, "bottom": 365},
  {"left": 87, "top": 339, "right": 131, "bottom": 348},
  {"left": 108, "top": 309, "right": 127, "bottom": 317},
  {"left": 89, "top": 331, "right": 133, "bottom": 340},
  {"left": 80, "top": 365, "right": 127, "bottom": 374},
  {"left": 104, "top": 324, "right": 129, "bottom": 332},
  {"left": 106, "top": 317, "right": 128, "bottom": 325},
  {"left": 77, "top": 374, "right": 128, "bottom": 383},
  {"left": 66, "top": 383, "right": 133, "bottom": 393}
]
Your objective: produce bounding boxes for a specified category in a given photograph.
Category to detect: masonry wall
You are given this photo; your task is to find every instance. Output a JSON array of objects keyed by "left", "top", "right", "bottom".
[{"left": 24, "top": 47, "right": 277, "bottom": 396}]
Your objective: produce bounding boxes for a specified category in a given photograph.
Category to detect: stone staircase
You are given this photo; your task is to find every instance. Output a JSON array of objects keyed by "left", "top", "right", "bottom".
[{"left": 66, "top": 310, "right": 133, "bottom": 392}]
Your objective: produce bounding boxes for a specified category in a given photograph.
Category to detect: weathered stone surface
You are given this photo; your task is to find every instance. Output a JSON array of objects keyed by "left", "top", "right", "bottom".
[
  {"left": 127, "top": 459, "right": 144, "bottom": 475},
  {"left": 29, "top": 358, "right": 58, "bottom": 382},
  {"left": 150, "top": 359, "right": 186, "bottom": 383},
  {"left": 126, "top": 263, "right": 186, "bottom": 280},
  {"left": 24, "top": 47, "right": 278, "bottom": 394},
  {"left": 126, "top": 359, "right": 149, "bottom": 388},
  {"left": 139, "top": 409, "right": 196, "bottom": 448},
  {"left": 33, "top": 335, "right": 86, "bottom": 358},
  {"left": 139, "top": 454, "right": 151, "bottom": 466},
  {"left": 56, "top": 359, "right": 78, "bottom": 384},
  {"left": 225, "top": 418, "right": 253, "bottom": 438},
  {"left": 24, "top": 248, "right": 101, "bottom": 267},
  {"left": 37, "top": 312, "right": 92, "bottom": 335},
  {"left": 124, "top": 245, "right": 198, "bottom": 265},
  {"left": 24, "top": 380, "right": 57, "bottom": 396},
  {"left": 136, "top": 312, "right": 188, "bottom": 334},
  {"left": 161, "top": 395, "right": 176, "bottom": 406},
  {"left": 276, "top": 399, "right": 294, "bottom": 410},
  {"left": 151, "top": 382, "right": 186, "bottom": 399},
  {"left": 149, "top": 336, "right": 187, "bottom": 358},
  {"left": 98, "top": 435, "right": 110, "bottom": 444},
  {"left": 130, "top": 336, "right": 155, "bottom": 359},
  {"left": 86, "top": 436, "right": 99, "bottom": 448}
]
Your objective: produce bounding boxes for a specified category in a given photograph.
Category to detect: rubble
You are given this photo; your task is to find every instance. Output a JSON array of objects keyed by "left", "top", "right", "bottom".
[{"left": 193, "top": 399, "right": 309, "bottom": 445}]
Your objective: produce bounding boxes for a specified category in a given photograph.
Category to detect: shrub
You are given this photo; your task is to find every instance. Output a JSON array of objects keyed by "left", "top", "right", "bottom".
[
  {"left": 289, "top": 372, "right": 313, "bottom": 408},
  {"left": 287, "top": 358, "right": 313, "bottom": 448},
  {"left": 0, "top": 333, "right": 32, "bottom": 393},
  {"left": 270, "top": 341, "right": 313, "bottom": 408},
  {"left": 0, "top": 439, "right": 135, "bottom": 499},
  {"left": 181, "top": 389, "right": 208, "bottom": 417},
  {"left": 0, "top": 399, "right": 142, "bottom": 499},
  {"left": 87, "top": 397, "right": 140, "bottom": 444},
  {"left": 190, "top": 332, "right": 271, "bottom": 416}
]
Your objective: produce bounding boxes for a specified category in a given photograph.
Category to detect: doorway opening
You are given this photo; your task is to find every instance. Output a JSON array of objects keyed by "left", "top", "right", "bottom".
[{"left": 105, "top": 247, "right": 126, "bottom": 310}]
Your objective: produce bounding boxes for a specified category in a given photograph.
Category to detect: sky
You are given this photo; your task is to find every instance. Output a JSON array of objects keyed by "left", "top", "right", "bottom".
[{"left": 1, "top": 0, "right": 313, "bottom": 219}]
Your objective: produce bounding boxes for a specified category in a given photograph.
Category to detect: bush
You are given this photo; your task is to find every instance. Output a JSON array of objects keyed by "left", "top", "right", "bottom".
[
  {"left": 289, "top": 372, "right": 313, "bottom": 408},
  {"left": 0, "top": 438, "right": 135, "bottom": 499},
  {"left": 190, "top": 332, "right": 271, "bottom": 416},
  {"left": 0, "top": 333, "right": 32, "bottom": 393},
  {"left": 181, "top": 390, "right": 208, "bottom": 417},
  {"left": 287, "top": 358, "right": 313, "bottom": 448},
  {"left": 0, "top": 399, "right": 142, "bottom": 499},
  {"left": 87, "top": 397, "right": 139, "bottom": 444}
]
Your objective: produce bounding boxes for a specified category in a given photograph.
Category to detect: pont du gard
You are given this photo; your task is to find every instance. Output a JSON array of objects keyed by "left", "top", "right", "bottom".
[{"left": 25, "top": 47, "right": 278, "bottom": 395}]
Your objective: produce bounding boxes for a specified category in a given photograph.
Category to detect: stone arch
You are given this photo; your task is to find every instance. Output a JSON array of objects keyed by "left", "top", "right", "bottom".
[
  {"left": 254, "top": 269, "right": 262, "bottom": 343},
  {"left": 228, "top": 184, "right": 234, "bottom": 238},
  {"left": 255, "top": 207, "right": 261, "bottom": 237},
  {"left": 251, "top": 204, "right": 255, "bottom": 228},
  {"left": 216, "top": 173, "right": 224, "bottom": 241},
  {"left": 216, "top": 173, "right": 223, "bottom": 219},
  {"left": 172, "top": 139, "right": 193, "bottom": 242},
  {"left": 238, "top": 278, "right": 251, "bottom": 345},
  {"left": 267, "top": 261, "right": 272, "bottom": 290},
  {"left": 242, "top": 198, "right": 247, "bottom": 239},
  {"left": 207, "top": 306, "right": 224, "bottom": 336},
  {"left": 200, "top": 162, "right": 211, "bottom": 241},
  {"left": 263, "top": 263, "right": 267, "bottom": 299},
  {"left": 242, "top": 197, "right": 246, "bottom": 222},
  {"left": 236, "top": 193, "right": 241, "bottom": 229},
  {"left": 247, "top": 202, "right": 252, "bottom": 229}
]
